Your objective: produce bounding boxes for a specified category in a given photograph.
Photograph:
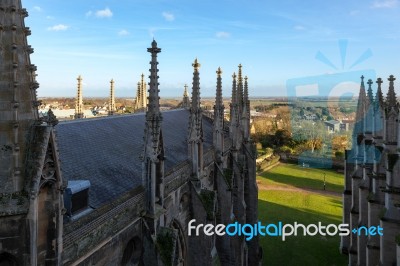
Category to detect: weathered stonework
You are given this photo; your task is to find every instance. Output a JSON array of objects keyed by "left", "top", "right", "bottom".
[
  {"left": 342, "top": 75, "right": 400, "bottom": 265},
  {"left": 0, "top": 1, "right": 259, "bottom": 265}
]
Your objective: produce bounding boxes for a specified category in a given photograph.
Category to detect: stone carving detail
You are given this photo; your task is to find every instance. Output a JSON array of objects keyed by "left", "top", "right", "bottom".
[{"left": 39, "top": 144, "right": 56, "bottom": 188}]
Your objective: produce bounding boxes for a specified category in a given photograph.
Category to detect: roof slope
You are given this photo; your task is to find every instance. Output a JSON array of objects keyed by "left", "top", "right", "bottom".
[{"left": 55, "top": 109, "right": 213, "bottom": 208}]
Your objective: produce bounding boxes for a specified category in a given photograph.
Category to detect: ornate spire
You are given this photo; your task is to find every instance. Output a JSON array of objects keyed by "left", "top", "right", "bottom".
[
  {"left": 375, "top": 78, "right": 384, "bottom": 109},
  {"left": 231, "top": 72, "right": 237, "bottom": 106},
  {"left": 191, "top": 58, "right": 201, "bottom": 111},
  {"left": 0, "top": 0, "right": 40, "bottom": 192},
  {"left": 184, "top": 84, "right": 189, "bottom": 97},
  {"left": 144, "top": 39, "right": 162, "bottom": 160},
  {"left": 141, "top": 73, "right": 145, "bottom": 84},
  {"left": 142, "top": 40, "right": 164, "bottom": 221},
  {"left": 74, "top": 75, "right": 84, "bottom": 119},
  {"left": 214, "top": 67, "right": 224, "bottom": 157},
  {"left": 237, "top": 64, "right": 244, "bottom": 112},
  {"left": 230, "top": 72, "right": 238, "bottom": 129},
  {"left": 182, "top": 84, "right": 190, "bottom": 109},
  {"left": 242, "top": 76, "right": 251, "bottom": 141},
  {"left": 244, "top": 76, "right": 250, "bottom": 116},
  {"left": 147, "top": 40, "right": 161, "bottom": 116},
  {"left": 367, "top": 79, "right": 374, "bottom": 105},
  {"left": 216, "top": 67, "right": 223, "bottom": 109},
  {"left": 353, "top": 75, "right": 367, "bottom": 136},
  {"left": 188, "top": 58, "right": 203, "bottom": 179},
  {"left": 387, "top": 75, "right": 397, "bottom": 108},
  {"left": 109, "top": 79, "right": 116, "bottom": 115},
  {"left": 141, "top": 73, "right": 147, "bottom": 109},
  {"left": 135, "top": 82, "right": 141, "bottom": 110}
]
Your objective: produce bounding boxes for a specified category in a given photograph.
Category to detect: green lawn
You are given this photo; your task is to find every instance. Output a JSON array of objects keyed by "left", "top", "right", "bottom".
[
  {"left": 257, "top": 163, "right": 344, "bottom": 193},
  {"left": 258, "top": 163, "right": 346, "bottom": 266}
]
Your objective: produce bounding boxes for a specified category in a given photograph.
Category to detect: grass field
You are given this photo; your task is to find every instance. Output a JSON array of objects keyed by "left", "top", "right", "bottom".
[
  {"left": 257, "top": 163, "right": 344, "bottom": 193},
  {"left": 257, "top": 163, "right": 347, "bottom": 266}
]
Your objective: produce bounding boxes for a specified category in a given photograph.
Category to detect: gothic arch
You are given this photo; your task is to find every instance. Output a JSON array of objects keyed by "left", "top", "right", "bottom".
[
  {"left": 0, "top": 252, "right": 18, "bottom": 266},
  {"left": 121, "top": 236, "right": 143, "bottom": 266},
  {"left": 179, "top": 193, "right": 189, "bottom": 213},
  {"left": 36, "top": 141, "right": 60, "bottom": 264},
  {"left": 170, "top": 220, "right": 187, "bottom": 266},
  {"left": 27, "top": 128, "right": 64, "bottom": 265}
]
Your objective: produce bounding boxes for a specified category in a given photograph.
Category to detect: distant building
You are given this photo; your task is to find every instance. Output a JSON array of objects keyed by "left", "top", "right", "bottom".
[
  {"left": 325, "top": 120, "right": 351, "bottom": 132},
  {"left": 303, "top": 114, "right": 317, "bottom": 120},
  {"left": 40, "top": 109, "right": 94, "bottom": 120},
  {"left": 325, "top": 120, "right": 341, "bottom": 132}
]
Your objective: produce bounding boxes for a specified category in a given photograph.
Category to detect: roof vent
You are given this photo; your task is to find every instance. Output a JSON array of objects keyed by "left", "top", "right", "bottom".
[{"left": 64, "top": 180, "right": 93, "bottom": 221}]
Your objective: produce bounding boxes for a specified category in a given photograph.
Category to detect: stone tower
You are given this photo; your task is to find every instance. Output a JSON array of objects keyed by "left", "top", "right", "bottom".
[
  {"left": 0, "top": 0, "right": 39, "bottom": 194},
  {"left": 237, "top": 65, "right": 244, "bottom": 118},
  {"left": 182, "top": 84, "right": 190, "bottom": 109},
  {"left": 134, "top": 73, "right": 147, "bottom": 111},
  {"left": 74, "top": 75, "right": 84, "bottom": 119},
  {"left": 342, "top": 75, "right": 400, "bottom": 265},
  {"left": 141, "top": 40, "right": 165, "bottom": 233},
  {"left": 140, "top": 73, "right": 147, "bottom": 109},
  {"left": 0, "top": 1, "right": 64, "bottom": 265},
  {"left": 135, "top": 81, "right": 141, "bottom": 109},
  {"left": 108, "top": 79, "right": 116, "bottom": 115},
  {"left": 188, "top": 59, "right": 203, "bottom": 181},
  {"left": 213, "top": 67, "right": 224, "bottom": 161},
  {"left": 242, "top": 76, "right": 250, "bottom": 142},
  {"left": 229, "top": 72, "right": 238, "bottom": 143}
]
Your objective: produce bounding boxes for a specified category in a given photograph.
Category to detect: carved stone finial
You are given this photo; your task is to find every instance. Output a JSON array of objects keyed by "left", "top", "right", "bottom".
[
  {"left": 191, "top": 59, "right": 201, "bottom": 110},
  {"left": 375, "top": 78, "right": 384, "bottom": 108},
  {"left": 46, "top": 109, "right": 59, "bottom": 126},
  {"left": 192, "top": 58, "right": 201, "bottom": 70},
  {"left": 215, "top": 67, "right": 223, "bottom": 109},
  {"left": 367, "top": 79, "right": 374, "bottom": 103},
  {"left": 387, "top": 75, "right": 397, "bottom": 108}
]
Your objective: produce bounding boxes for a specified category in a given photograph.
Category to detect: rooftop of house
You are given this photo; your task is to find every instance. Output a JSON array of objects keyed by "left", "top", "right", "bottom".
[
  {"left": 55, "top": 109, "right": 213, "bottom": 209},
  {"left": 325, "top": 120, "right": 341, "bottom": 125}
]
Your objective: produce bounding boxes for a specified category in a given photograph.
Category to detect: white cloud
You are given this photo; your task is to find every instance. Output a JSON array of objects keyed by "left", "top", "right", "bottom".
[
  {"left": 33, "top": 6, "right": 42, "bottom": 12},
  {"left": 85, "top": 11, "right": 93, "bottom": 17},
  {"left": 371, "top": 0, "right": 398, "bottom": 8},
  {"left": 95, "top": 8, "right": 113, "bottom": 18},
  {"left": 47, "top": 24, "right": 69, "bottom": 31},
  {"left": 216, "top": 31, "right": 231, "bottom": 38},
  {"left": 118, "top": 30, "right": 130, "bottom": 36},
  {"left": 294, "top": 25, "right": 306, "bottom": 30},
  {"left": 162, "top": 12, "right": 175, "bottom": 21}
]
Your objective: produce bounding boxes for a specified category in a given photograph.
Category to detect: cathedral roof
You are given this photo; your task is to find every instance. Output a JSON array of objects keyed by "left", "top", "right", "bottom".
[{"left": 55, "top": 109, "right": 213, "bottom": 208}]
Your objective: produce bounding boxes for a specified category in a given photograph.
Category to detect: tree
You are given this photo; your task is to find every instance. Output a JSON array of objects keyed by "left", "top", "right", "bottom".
[
  {"left": 332, "top": 135, "right": 350, "bottom": 153},
  {"left": 292, "top": 121, "right": 328, "bottom": 153},
  {"left": 273, "top": 129, "right": 292, "bottom": 147}
]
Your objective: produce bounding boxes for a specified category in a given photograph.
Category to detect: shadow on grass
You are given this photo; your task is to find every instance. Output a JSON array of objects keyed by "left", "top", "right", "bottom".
[
  {"left": 259, "top": 170, "right": 344, "bottom": 194},
  {"left": 258, "top": 198, "right": 347, "bottom": 266}
]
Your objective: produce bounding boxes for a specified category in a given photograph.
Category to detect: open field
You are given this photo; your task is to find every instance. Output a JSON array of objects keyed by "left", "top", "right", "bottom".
[
  {"left": 257, "top": 163, "right": 346, "bottom": 266},
  {"left": 257, "top": 163, "right": 344, "bottom": 193}
]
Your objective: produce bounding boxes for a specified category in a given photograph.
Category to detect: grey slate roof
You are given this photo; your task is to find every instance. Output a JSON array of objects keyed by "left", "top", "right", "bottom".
[{"left": 55, "top": 109, "right": 213, "bottom": 209}]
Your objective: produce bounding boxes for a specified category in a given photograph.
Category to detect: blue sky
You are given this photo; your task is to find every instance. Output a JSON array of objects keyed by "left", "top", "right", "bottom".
[{"left": 25, "top": 0, "right": 400, "bottom": 97}]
